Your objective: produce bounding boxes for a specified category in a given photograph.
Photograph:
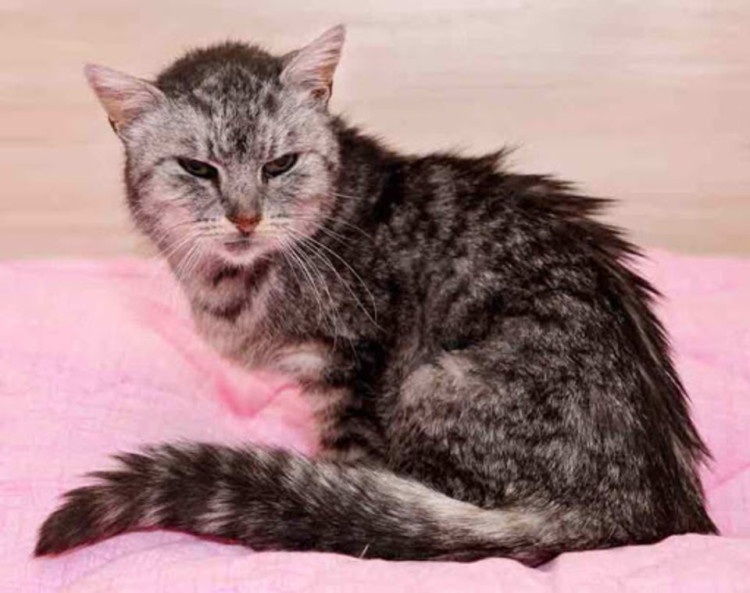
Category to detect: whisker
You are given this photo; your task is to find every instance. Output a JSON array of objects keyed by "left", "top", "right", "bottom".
[
  {"left": 330, "top": 191, "right": 369, "bottom": 202},
  {"left": 289, "top": 242, "right": 348, "bottom": 349},
  {"left": 289, "top": 214, "right": 374, "bottom": 241},
  {"left": 283, "top": 241, "right": 329, "bottom": 332},
  {"left": 286, "top": 227, "right": 380, "bottom": 330},
  {"left": 315, "top": 225, "right": 354, "bottom": 247},
  {"left": 276, "top": 219, "right": 354, "bottom": 247}
]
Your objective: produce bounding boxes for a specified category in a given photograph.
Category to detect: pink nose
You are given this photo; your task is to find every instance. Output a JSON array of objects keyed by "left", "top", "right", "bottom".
[{"left": 229, "top": 214, "right": 261, "bottom": 235}]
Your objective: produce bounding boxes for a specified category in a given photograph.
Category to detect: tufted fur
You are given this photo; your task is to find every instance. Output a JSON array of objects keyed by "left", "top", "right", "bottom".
[{"left": 36, "top": 25, "right": 716, "bottom": 564}]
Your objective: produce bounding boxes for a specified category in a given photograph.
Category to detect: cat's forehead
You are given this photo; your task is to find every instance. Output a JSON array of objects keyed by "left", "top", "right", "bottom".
[
  {"left": 156, "top": 42, "right": 283, "bottom": 96},
  {"left": 190, "top": 81, "right": 295, "bottom": 161},
  {"left": 145, "top": 42, "right": 330, "bottom": 160},
  {"left": 188, "top": 71, "right": 282, "bottom": 128},
  {"left": 160, "top": 45, "right": 283, "bottom": 115},
  {"left": 155, "top": 51, "right": 295, "bottom": 158}
]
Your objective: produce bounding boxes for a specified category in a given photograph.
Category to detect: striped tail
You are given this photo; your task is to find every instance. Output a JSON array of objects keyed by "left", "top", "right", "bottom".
[{"left": 36, "top": 443, "right": 590, "bottom": 564}]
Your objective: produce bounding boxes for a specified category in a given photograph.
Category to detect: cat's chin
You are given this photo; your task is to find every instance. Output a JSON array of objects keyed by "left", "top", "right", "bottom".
[{"left": 216, "top": 239, "right": 272, "bottom": 267}]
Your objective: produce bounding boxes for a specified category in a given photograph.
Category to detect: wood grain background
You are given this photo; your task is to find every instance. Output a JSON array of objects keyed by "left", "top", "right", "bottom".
[{"left": 2, "top": 0, "right": 749, "bottom": 258}]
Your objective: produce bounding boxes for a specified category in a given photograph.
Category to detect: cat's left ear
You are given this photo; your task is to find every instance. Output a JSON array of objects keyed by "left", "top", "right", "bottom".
[
  {"left": 84, "top": 64, "right": 165, "bottom": 135},
  {"left": 281, "top": 24, "right": 346, "bottom": 106}
]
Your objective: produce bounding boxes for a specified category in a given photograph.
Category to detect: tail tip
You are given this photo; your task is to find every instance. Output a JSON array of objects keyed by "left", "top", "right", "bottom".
[{"left": 34, "top": 489, "right": 109, "bottom": 558}]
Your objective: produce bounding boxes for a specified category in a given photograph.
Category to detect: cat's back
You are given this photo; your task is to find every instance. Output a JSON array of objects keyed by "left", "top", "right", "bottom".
[
  {"left": 399, "top": 150, "right": 610, "bottom": 246},
  {"left": 388, "top": 150, "right": 616, "bottom": 304},
  {"left": 388, "top": 152, "right": 714, "bottom": 533}
]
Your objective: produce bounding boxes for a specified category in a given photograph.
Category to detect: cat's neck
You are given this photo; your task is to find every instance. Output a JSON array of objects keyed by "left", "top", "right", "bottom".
[
  {"left": 329, "top": 118, "right": 402, "bottom": 231},
  {"left": 334, "top": 118, "right": 398, "bottom": 180}
]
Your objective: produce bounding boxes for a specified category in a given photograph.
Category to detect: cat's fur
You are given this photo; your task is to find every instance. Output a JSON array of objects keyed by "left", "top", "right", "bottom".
[{"left": 35, "top": 25, "right": 716, "bottom": 564}]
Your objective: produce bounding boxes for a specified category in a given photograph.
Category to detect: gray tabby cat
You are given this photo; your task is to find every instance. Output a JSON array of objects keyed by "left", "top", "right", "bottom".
[{"left": 36, "top": 25, "right": 716, "bottom": 564}]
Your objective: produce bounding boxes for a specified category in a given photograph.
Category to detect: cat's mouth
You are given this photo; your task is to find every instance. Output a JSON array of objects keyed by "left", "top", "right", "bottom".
[
  {"left": 217, "top": 229, "right": 283, "bottom": 264},
  {"left": 223, "top": 238, "right": 254, "bottom": 254}
]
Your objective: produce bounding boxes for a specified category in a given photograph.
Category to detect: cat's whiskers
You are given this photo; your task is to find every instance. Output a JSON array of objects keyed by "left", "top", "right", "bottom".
[
  {"left": 300, "top": 239, "right": 378, "bottom": 331},
  {"left": 323, "top": 215, "right": 374, "bottom": 241},
  {"left": 292, "top": 243, "right": 350, "bottom": 350},
  {"left": 285, "top": 227, "right": 380, "bottom": 329},
  {"left": 312, "top": 223, "right": 355, "bottom": 247},
  {"left": 288, "top": 240, "right": 337, "bottom": 324},
  {"left": 186, "top": 240, "right": 209, "bottom": 280},
  {"left": 291, "top": 211, "right": 374, "bottom": 241},
  {"left": 276, "top": 224, "right": 347, "bottom": 340},
  {"left": 276, "top": 238, "right": 305, "bottom": 294},
  {"left": 288, "top": 227, "right": 379, "bottom": 319},
  {"left": 288, "top": 215, "right": 373, "bottom": 244},
  {"left": 174, "top": 240, "right": 201, "bottom": 281},
  {"left": 288, "top": 238, "right": 351, "bottom": 348},
  {"left": 158, "top": 220, "right": 215, "bottom": 282},
  {"left": 272, "top": 218, "right": 354, "bottom": 248},
  {"left": 330, "top": 191, "right": 367, "bottom": 202},
  {"left": 156, "top": 223, "right": 204, "bottom": 262},
  {"left": 282, "top": 240, "right": 331, "bottom": 334},
  {"left": 142, "top": 223, "right": 200, "bottom": 286}
]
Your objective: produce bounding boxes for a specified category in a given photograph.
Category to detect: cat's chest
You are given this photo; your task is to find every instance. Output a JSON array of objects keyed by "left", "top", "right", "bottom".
[{"left": 189, "top": 269, "right": 330, "bottom": 382}]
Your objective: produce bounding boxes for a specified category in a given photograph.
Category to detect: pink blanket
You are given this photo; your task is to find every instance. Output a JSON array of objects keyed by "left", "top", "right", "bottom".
[{"left": 2, "top": 251, "right": 749, "bottom": 592}]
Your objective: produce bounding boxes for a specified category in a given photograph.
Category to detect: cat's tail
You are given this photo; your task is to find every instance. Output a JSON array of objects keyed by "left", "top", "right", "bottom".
[{"left": 35, "top": 443, "right": 589, "bottom": 564}]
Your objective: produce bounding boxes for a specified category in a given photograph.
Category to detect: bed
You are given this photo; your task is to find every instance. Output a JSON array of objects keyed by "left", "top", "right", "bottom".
[{"left": 2, "top": 250, "right": 748, "bottom": 592}]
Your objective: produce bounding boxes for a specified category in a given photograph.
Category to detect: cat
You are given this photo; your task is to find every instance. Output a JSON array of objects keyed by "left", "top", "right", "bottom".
[{"left": 35, "top": 25, "right": 716, "bottom": 564}]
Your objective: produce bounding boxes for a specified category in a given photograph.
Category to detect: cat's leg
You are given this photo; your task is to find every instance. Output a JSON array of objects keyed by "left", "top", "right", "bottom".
[
  {"left": 386, "top": 339, "right": 715, "bottom": 546},
  {"left": 389, "top": 346, "right": 614, "bottom": 509},
  {"left": 268, "top": 344, "right": 387, "bottom": 464},
  {"left": 385, "top": 351, "right": 519, "bottom": 506},
  {"left": 307, "top": 385, "right": 386, "bottom": 465}
]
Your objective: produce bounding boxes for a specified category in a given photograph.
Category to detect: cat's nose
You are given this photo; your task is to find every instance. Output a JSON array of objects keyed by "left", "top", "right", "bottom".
[{"left": 228, "top": 214, "right": 261, "bottom": 235}]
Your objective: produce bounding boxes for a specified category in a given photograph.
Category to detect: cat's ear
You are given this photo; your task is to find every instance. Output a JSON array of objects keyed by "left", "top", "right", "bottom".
[
  {"left": 280, "top": 24, "right": 345, "bottom": 105},
  {"left": 84, "top": 64, "right": 165, "bottom": 134}
]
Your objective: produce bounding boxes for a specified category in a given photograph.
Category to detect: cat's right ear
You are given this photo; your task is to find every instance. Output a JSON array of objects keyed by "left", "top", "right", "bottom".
[
  {"left": 280, "top": 24, "right": 346, "bottom": 106},
  {"left": 84, "top": 64, "right": 165, "bottom": 135}
]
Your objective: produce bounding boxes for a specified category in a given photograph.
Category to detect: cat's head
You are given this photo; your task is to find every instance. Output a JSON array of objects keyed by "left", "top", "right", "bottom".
[{"left": 85, "top": 25, "right": 345, "bottom": 268}]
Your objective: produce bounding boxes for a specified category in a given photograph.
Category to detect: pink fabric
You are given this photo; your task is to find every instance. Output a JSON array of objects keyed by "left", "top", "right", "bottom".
[{"left": 1, "top": 251, "right": 748, "bottom": 592}]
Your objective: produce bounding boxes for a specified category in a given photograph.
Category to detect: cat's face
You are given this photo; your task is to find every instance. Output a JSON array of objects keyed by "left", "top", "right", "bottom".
[
  {"left": 86, "top": 26, "right": 345, "bottom": 269},
  {"left": 120, "top": 80, "right": 340, "bottom": 267}
]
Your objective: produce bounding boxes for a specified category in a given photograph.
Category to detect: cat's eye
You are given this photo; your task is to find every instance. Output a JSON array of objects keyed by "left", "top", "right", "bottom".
[
  {"left": 177, "top": 158, "right": 218, "bottom": 179},
  {"left": 262, "top": 153, "right": 299, "bottom": 179}
]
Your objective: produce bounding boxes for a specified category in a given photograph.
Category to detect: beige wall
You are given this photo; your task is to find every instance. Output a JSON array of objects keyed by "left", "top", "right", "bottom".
[{"left": 2, "top": 0, "right": 749, "bottom": 258}]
